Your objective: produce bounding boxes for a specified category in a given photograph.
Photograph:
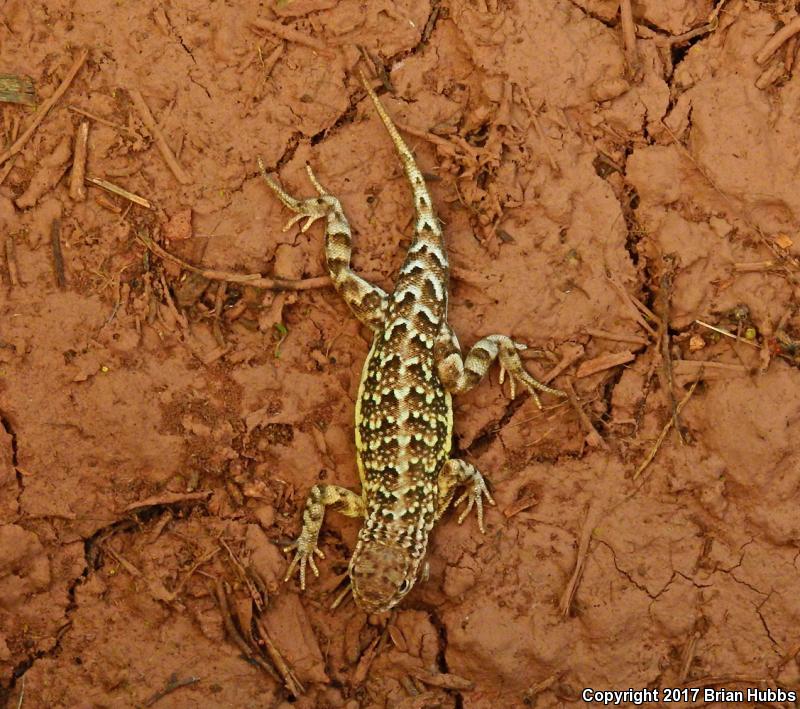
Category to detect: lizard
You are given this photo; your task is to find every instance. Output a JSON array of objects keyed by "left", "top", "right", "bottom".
[{"left": 258, "top": 71, "right": 565, "bottom": 614}]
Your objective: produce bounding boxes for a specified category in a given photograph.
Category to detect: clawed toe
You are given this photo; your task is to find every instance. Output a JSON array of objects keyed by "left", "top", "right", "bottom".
[
  {"left": 282, "top": 211, "right": 324, "bottom": 233},
  {"left": 283, "top": 538, "right": 326, "bottom": 590},
  {"left": 454, "top": 478, "right": 496, "bottom": 533},
  {"left": 497, "top": 340, "right": 566, "bottom": 408},
  {"left": 258, "top": 156, "right": 332, "bottom": 234}
]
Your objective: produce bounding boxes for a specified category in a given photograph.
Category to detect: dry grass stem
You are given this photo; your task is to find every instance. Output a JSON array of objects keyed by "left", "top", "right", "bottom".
[{"left": 86, "top": 176, "right": 153, "bottom": 208}]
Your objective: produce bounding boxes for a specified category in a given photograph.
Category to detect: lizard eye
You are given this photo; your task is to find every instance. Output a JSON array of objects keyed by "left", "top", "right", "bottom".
[{"left": 398, "top": 578, "right": 412, "bottom": 594}]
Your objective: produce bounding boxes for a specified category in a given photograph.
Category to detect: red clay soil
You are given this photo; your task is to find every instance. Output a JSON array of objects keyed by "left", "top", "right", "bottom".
[{"left": 2, "top": 0, "right": 800, "bottom": 707}]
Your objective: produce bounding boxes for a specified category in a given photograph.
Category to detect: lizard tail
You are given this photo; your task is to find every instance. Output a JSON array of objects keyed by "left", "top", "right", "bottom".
[{"left": 358, "top": 71, "right": 442, "bottom": 245}]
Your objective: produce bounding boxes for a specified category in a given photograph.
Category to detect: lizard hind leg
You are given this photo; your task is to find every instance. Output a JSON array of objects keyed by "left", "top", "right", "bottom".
[
  {"left": 283, "top": 484, "right": 365, "bottom": 590},
  {"left": 435, "top": 325, "right": 566, "bottom": 409}
]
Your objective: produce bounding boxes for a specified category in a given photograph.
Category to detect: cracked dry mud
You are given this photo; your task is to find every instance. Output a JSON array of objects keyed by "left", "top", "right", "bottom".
[{"left": 2, "top": 0, "right": 800, "bottom": 707}]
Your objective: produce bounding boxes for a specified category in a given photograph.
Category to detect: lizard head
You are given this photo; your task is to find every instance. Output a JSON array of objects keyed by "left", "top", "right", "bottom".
[{"left": 348, "top": 540, "right": 419, "bottom": 613}]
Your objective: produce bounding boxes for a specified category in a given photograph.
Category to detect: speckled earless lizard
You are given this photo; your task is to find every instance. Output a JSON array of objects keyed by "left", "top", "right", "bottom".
[{"left": 259, "top": 72, "right": 565, "bottom": 614}]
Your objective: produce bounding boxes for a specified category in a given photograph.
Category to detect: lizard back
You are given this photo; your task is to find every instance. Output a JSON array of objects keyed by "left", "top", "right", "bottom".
[
  {"left": 354, "top": 237, "right": 453, "bottom": 546},
  {"left": 349, "top": 80, "right": 454, "bottom": 607}
]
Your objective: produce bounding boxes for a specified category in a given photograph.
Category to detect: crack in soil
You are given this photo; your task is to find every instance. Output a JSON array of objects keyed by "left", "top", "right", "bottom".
[
  {"left": 672, "top": 569, "right": 713, "bottom": 591},
  {"left": 3, "top": 501, "right": 212, "bottom": 702},
  {"left": 755, "top": 593, "right": 782, "bottom": 654},
  {"left": 189, "top": 75, "right": 212, "bottom": 101},
  {"left": 596, "top": 538, "right": 661, "bottom": 600},
  {"left": 309, "top": 92, "right": 361, "bottom": 148},
  {"left": 715, "top": 537, "right": 754, "bottom": 575},
  {"left": 0, "top": 412, "right": 21, "bottom": 503},
  {"left": 161, "top": 7, "right": 198, "bottom": 66},
  {"left": 417, "top": 602, "right": 466, "bottom": 708},
  {"left": 565, "top": 0, "right": 731, "bottom": 443},
  {"left": 729, "top": 570, "right": 769, "bottom": 598},
  {"left": 273, "top": 0, "right": 444, "bottom": 169},
  {"left": 563, "top": 0, "right": 616, "bottom": 28},
  {"left": 462, "top": 394, "right": 527, "bottom": 458}
]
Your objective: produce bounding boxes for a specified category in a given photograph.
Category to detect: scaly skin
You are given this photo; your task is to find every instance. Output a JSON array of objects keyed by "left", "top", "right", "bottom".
[{"left": 262, "top": 72, "right": 565, "bottom": 613}]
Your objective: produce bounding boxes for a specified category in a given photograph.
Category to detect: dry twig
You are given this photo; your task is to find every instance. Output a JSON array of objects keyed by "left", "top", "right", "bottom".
[
  {"left": 559, "top": 503, "right": 599, "bottom": 616},
  {"left": 128, "top": 89, "right": 192, "bottom": 184},
  {"left": 352, "top": 632, "right": 386, "bottom": 686},
  {"left": 677, "top": 632, "right": 700, "bottom": 684},
  {"left": 619, "top": 0, "right": 641, "bottom": 78},
  {"left": 585, "top": 328, "right": 648, "bottom": 346},
  {"left": 564, "top": 377, "right": 607, "bottom": 450},
  {"left": 124, "top": 490, "right": 211, "bottom": 512},
  {"left": 755, "top": 61, "right": 786, "bottom": 90},
  {"left": 541, "top": 343, "right": 584, "bottom": 384},
  {"left": 261, "top": 42, "right": 285, "bottom": 79},
  {"left": 607, "top": 274, "right": 657, "bottom": 336},
  {"left": 5, "top": 236, "right": 20, "bottom": 287},
  {"left": 755, "top": 16, "right": 800, "bottom": 65},
  {"left": 255, "top": 618, "right": 305, "bottom": 697},
  {"left": 172, "top": 547, "right": 220, "bottom": 596},
  {"left": 517, "top": 85, "right": 560, "bottom": 175},
  {"left": 524, "top": 674, "right": 559, "bottom": 704},
  {"left": 694, "top": 319, "right": 758, "bottom": 349},
  {"left": 50, "top": 218, "right": 66, "bottom": 289},
  {"left": 0, "top": 48, "right": 89, "bottom": 166},
  {"left": 213, "top": 282, "right": 226, "bottom": 347},
  {"left": 732, "top": 259, "right": 775, "bottom": 272},
  {"left": 672, "top": 359, "right": 746, "bottom": 376},
  {"left": 137, "top": 230, "right": 331, "bottom": 291},
  {"left": 251, "top": 18, "right": 329, "bottom": 53},
  {"left": 214, "top": 579, "right": 280, "bottom": 681},
  {"left": 330, "top": 581, "right": 352, "bottom": 610},
  {"left": 655, "top": 257, "right": 683, "bottom": 441},
  {"left": 219, "top": 537, "right": 264, "bottom": 612},
  {"left": 633, "top": 375, "right": 701, "bottom": 480},
  {"left": 0, "top": 157, "right": 17, "bottom": 186},
  {"left": 103, "top": 544, "right": 142, "bottom": 576},
  {"left": 94, "top": 193, "right": 122, "bottom": 213},
  {"left": 69, "top": 121, "right": 89, "bottom": 201},
  {"left": 68, "top": 105, "right": 136, "bottom": 136},
  {"left": 504, "top": 491, "right": 541, "bottom": 518},
  {"left": 660, "top": 20, "right": 718, "bottom": 47},
  {"left": 785, "top": 35, "right": 798, "bottom": 72},
  {"left": 144, "top": 675, "right": 200, "bottom": 707},
  {"left": 575, "top": 351, "right": 635, "bottom": 378},
  {"left": 86, "top": 176, "right": 152, "bottom": 208},
  {"left": 409, "top": 669, "right": 475, "bottom": 691}
]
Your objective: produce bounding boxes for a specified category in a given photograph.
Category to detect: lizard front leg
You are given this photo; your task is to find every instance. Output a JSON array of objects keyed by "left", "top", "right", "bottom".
[
  {"left": 284, "top": 484, "right": 365, "bottom": 589},
  {"left": 436, "top": 459, "right": 496, "bottom": 533},
  {"left": 434, "top": 323, "right": 566, "bottom": 408},
  {"left": 259, "top": 160, "right": 389, "bottom": 330}
]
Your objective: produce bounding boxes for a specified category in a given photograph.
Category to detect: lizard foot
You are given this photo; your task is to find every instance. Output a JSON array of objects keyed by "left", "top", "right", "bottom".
[
  {"left": 454, "top": 466, "right": 496, "bottom": 533},
  {"left": 283, "top": 536, "right": 326, "bottom": 590},
  {"left": 258, "top": 158, "right": 336, "bottom": 233},
  {"left": 496, "top": 338, "right": 566, "bottom": 409}
]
